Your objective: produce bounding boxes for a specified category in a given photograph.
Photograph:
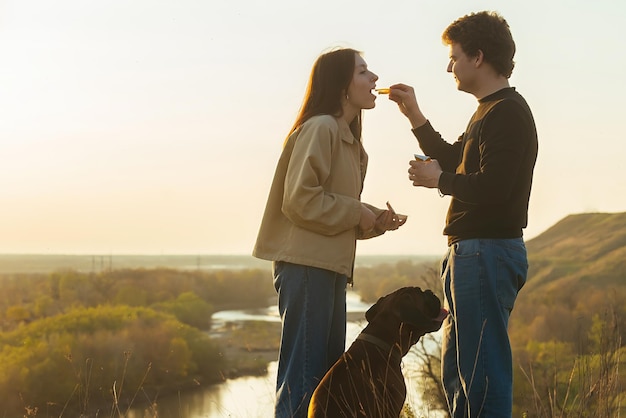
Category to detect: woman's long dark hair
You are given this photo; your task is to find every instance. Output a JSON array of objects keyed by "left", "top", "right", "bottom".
[{"left": 287, "top": 48, "right": 362, "bottom": 144}]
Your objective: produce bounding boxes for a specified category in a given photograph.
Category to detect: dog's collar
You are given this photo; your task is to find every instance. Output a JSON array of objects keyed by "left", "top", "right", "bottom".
[{"left": 356, "top": 333, "right": 402, "bottom": 364}]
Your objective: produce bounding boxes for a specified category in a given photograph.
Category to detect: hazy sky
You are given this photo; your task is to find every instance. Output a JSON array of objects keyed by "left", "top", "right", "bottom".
[{"left": 1, "top": 0, "right": 624, "bottom": 256}]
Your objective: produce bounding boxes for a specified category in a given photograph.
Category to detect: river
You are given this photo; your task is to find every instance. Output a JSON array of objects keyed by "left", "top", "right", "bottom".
[{"left": 129, "top": 291, "right": 446, "bottom": 418}]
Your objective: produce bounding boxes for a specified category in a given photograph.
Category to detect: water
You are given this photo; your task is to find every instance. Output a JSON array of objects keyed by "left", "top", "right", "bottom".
[
  {"left": 129, "top": 292, "right": 446, "bottom": 418},
  {"left": 210, "top": 290, "right": 372, "bottom": 328},
  {"left": 130, "top": 367, "right": 278, "bottom": 417}
]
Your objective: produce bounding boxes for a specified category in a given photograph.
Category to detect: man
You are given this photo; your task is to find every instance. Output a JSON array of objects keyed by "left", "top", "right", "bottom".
[{"left": 388, "top": 11, "right": 538, "bottom": 417}]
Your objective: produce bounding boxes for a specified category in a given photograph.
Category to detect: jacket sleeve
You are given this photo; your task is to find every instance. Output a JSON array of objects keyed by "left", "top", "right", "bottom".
[
  {"left": 282, "top": 120, "right": 362, "bottom": 236},
  {"left": 356, "top": 202, "right": 386, "bottom": 240}
]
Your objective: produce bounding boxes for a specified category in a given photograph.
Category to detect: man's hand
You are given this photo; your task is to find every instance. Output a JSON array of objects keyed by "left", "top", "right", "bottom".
[
  {"left": 388, "top": 83, "right": 428, "bottom": 129},
  {"left": 408, "top": 159, "right": 443, "bottom": 189}
]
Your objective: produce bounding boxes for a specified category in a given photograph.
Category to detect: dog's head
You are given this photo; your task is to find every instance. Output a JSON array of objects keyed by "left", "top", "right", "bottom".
[{"left": 365, "top": 286, "right": 448, "bottom": 353}]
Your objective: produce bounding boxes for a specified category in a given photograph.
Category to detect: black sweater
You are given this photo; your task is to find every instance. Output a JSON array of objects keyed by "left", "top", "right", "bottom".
[{"left": 412, "top": 87, "right": 538, "bottom": 245}]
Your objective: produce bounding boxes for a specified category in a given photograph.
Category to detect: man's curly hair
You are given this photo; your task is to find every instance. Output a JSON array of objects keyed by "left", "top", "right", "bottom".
[{"left": 442, "top": 11, "right": 516, "bottom": 78}]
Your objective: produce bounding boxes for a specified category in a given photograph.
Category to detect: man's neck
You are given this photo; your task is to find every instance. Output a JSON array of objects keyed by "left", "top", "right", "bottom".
[{"left": 473, "top": 77, "right": 510, "bottom": 100}]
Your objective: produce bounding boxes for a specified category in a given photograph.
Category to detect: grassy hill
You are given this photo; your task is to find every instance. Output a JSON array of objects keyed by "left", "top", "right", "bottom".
[
  {"left": 511, "top": 211, "right": 626, "bottom": 345},
  {"left": 524, "top": 212, "right": 626, "bottom": 293}
]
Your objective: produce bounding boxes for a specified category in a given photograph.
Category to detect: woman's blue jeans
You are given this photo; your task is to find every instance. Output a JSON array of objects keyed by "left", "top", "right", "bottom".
[
  {"left": 440, "top": 238, "right": 527, "bottom": 417},
  {"left": 272, "top": 261, "right": 347, "bottom": 418}
]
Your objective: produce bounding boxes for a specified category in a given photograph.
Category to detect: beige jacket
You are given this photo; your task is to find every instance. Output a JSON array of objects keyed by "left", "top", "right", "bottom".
[{"left": 252, "top": 115, "right": 385, "bottom": 279}]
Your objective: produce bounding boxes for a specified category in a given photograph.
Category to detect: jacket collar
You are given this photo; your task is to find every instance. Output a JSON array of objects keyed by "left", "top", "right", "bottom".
[{"left": 336, "top": 117, "right": 356, "bottom": 144}]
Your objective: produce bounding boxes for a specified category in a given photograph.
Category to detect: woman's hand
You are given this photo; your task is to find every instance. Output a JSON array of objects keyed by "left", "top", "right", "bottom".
[{"left": 375, "top": 202, "right": 407, "bottom": 232}]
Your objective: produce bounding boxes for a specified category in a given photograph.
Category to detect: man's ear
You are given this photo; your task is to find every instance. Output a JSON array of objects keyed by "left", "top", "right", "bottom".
[{"left": 474, "top": 49, "right": 484, "bottom": 67}]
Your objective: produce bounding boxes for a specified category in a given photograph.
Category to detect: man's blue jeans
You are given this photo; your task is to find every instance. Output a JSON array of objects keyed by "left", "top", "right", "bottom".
[
  {"left": 272, "top": 261, "right": 347, "bottom": 418},
  {"left": 440, "top": 238, "right": 528, "bottom": 417}
]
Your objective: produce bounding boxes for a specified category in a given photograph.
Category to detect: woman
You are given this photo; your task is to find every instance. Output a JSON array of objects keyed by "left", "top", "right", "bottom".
[{"left": 253, "top": 47, "right": 406, "bottom": 418}]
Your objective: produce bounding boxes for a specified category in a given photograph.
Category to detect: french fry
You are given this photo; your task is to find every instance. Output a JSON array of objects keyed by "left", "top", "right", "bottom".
[{"left": 386, "top": 201, "right": 396, "bottom": 215}]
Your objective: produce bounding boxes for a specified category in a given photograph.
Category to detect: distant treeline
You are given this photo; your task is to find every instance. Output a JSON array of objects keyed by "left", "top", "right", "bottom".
[
  {"left": 0, "top": 267, "right": 275, "bottom": 330},
  {"left": 352, "top": 259, "right": 442, "bottom": 303}
]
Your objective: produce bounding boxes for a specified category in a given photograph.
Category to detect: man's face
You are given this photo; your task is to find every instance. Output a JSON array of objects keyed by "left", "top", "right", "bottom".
[{"left": 447, "top": 43, "right": 477, "bottom": 94}]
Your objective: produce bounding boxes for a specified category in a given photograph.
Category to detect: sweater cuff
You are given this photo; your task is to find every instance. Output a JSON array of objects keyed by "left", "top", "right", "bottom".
[
  {"left": 410, "top": 120, "right": 434, "bottom": 139},
  {"left": 438, "top": 171, "right": 454, "bottom": 196}
]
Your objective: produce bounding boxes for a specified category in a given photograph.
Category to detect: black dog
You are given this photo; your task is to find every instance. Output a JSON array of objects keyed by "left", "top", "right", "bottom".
[{"left": 308, "top": 286, "right": 447, "bottom": 417}]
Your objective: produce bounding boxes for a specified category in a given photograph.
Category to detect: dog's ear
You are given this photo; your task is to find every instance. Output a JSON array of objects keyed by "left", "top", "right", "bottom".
[{"left": 365, "top": 296, "right": 385, "bottom": 322}]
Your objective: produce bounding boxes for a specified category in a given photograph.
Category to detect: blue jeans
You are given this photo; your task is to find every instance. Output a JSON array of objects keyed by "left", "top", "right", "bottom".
[
  {"left": 440, "top": 238, "right": 527, "bottom": 417},
  {"left": 273, "top": 261, "right": 347, "bottom": 418}
]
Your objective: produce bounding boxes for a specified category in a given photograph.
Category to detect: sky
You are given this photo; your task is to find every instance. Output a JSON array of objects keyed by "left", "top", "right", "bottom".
[{"left": 0, "top": 0, "right": 624, "bottom": 256}]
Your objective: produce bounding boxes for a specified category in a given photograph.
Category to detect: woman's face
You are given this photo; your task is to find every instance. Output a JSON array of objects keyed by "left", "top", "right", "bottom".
[{"left": 346, "top": 54, "right": 379, "bottom": 111}]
